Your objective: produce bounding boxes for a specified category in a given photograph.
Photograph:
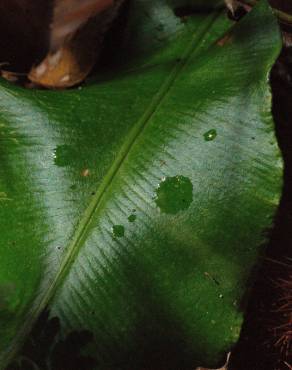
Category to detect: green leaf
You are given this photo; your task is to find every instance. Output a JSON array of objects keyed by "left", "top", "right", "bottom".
[{"left": 0, "top": 0, "right": 282, "bottom": 368}]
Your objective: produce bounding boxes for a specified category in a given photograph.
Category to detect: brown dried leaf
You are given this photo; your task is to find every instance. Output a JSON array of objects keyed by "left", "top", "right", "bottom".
[
  {"left": 50, "top": 0, "right": 113, "bottom": 50},
  {"left": 0, "top": 0, "right": 124, "bottom": 88},
  {"left": 29, "top": 0, "right": 124, "bottom": 88}
]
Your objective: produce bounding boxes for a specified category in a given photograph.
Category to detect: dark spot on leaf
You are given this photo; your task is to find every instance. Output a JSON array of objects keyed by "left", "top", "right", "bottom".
[
  {"left": 128, "top": 214, "right": 137, "bottom": 223},
  {"left": 204, "top": 272, "right": 221, "bottom": 286},
  {"left": 155, "top": 175, "right": 193, "bottom": 215},
  {"left": 112, "top": 224, "right": 125, "bottom": 238}
]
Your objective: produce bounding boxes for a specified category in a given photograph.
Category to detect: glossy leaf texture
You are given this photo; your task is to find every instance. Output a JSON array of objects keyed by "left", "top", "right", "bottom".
[{"left": 0, "top": 1, "right": 282, "bottom": 368}]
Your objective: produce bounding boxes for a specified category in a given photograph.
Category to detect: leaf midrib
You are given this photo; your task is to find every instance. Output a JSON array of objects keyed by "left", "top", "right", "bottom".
[{"left": 3, "top": 10, "right": 222, "bottom": 368}]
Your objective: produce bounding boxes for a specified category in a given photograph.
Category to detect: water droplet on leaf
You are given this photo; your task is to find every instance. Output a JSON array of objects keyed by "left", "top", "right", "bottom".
[
  {"left": 128, "top": 214, "right": 136, "bottom": 223},
  {"left": 53, "top": 145, "right": 73, "bottom": 167},
  {"left": 155, "top": 175, "right": 193, "bottom": 214},
  {"left": 204, "top": 129, "right": 217, "bottom": 142}
]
